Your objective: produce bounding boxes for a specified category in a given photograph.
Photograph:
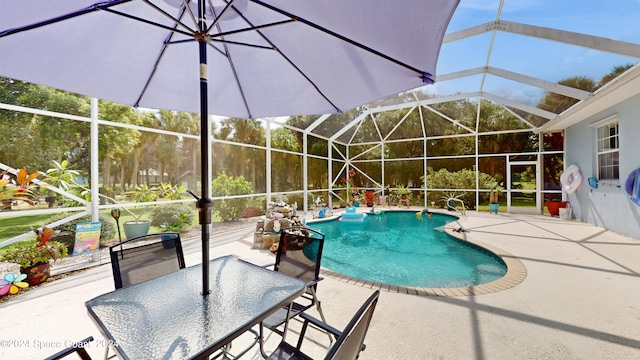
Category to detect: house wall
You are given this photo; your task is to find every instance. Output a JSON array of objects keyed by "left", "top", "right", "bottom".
[{"left": 565, "top": 93, "right": 640, "bottom": 239}]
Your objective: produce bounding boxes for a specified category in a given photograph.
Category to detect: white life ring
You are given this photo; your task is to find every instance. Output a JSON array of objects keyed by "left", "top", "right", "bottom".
[{"left": 560, "top": 165, "right": 582, "bottom": 194}]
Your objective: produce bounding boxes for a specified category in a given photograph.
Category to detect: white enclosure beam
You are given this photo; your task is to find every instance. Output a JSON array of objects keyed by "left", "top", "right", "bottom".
[
  {"left": 482, "top": 92, "right": 557, "bottom": 120},
  {"left": 487, "top": 67, "right": 592, "bottom": 100},
  {"left": 445, "top": 20, "right": 640, "bottom": 59}
]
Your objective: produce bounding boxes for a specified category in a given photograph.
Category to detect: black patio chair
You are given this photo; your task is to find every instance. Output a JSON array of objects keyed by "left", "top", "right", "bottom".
[
  {"left": 108, "top": 232, "right": 258, "bottom": 359},
  {"left": 266, "top": 290, "right": 380, "bottom": 360},
  {"left": 44, "top": 336, "right": 94, "bottom": 360},
  {"left": 260, "top": 226, "right": 329, "bottom": 357},
  {"left": 109, "top": 232, "right": 186, "bottom": 289}
]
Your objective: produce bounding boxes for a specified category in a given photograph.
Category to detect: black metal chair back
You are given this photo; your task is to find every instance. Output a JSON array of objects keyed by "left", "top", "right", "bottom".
[
  {"left": 259, "top": 226, "right": 328, "bottom": 358},
  {"left": 325, "top": 290, "right": 380, "bottom": 360},
  {"left": 274, "top": 226, "right": 325, "bottom": 286},
  {"left": 265, "top": 291, "right": 380, "bottom": 360},
  {"left": 109, "top": 232, "right": 185, "bottom": 289}
]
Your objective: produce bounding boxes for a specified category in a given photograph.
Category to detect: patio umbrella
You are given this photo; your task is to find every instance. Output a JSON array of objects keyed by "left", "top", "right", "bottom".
[{"left": 0, "top": 0, "right": 459, "bottom": 295}]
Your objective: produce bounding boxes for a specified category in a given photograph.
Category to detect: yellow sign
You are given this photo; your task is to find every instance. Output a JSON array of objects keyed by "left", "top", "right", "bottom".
[{"left": 73, "top": 222, "right": 101, "bottom": 255}]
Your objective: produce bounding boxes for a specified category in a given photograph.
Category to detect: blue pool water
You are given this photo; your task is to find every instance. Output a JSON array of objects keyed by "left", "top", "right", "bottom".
[{"left": 307, "top": 211, "right": 507, "bottom": 288}]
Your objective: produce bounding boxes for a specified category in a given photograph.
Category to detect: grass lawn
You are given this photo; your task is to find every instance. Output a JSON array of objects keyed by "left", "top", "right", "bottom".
[
  {"left": 0, "top": 213, "right": 54, "bottom": 243},
  {"left": 0, "top": 206, "right": 226, "bottom": 245}
]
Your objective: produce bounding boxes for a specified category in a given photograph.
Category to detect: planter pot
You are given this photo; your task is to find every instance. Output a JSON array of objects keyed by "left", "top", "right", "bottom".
[
  {"left": 21, "top": 262, "right": 50, "bottom": 286},
  {"left": 353, "top": 201, "right": 360, "bottom": 207},
  {"left": 123, "top": 220, "right": 151, "bottom": 239},
  {"left": 488, "top": 203, "right": 499, "bottom": 214},
  {"left": 161, "top": 233, "right": 177, "bottom": 248},
  {"left": 45, "top": 196, "right": 57, "bottom": 208},
  {"left": 546, "top": 201, "right": 568, "bottom": 216}
]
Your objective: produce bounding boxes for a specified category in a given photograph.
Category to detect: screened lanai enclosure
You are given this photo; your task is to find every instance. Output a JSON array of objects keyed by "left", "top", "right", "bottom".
[{"left": 2, "top": 0, "right": 640, "bottom": 244}]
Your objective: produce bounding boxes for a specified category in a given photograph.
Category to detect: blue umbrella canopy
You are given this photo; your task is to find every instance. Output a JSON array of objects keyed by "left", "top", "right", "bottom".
[{"left": 0, "top": 0, "right": 459, "bottom": 294}]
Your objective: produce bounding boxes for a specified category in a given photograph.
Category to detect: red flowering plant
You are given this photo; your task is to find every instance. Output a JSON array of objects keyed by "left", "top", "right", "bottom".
[
  {"left": 0, "top": 168, "right": 46, "bottom": 209},
  {"left": 0, "top": 227, "right": 68, "bottom": 268}
]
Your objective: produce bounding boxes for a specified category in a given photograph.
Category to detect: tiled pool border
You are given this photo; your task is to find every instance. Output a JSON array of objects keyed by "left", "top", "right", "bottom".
[{"left": 309, "top": 210, "right": 527, "bottom": 297}]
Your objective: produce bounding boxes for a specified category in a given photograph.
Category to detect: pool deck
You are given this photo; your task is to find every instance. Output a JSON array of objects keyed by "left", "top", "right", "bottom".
[{"left": 1, "top": 209, "right": 640, "bottom": 359}]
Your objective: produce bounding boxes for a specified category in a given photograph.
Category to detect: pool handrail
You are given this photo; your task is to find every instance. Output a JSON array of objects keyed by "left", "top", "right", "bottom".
[{"left": 446, "top": 197, "right": 466, "bottom": 216}]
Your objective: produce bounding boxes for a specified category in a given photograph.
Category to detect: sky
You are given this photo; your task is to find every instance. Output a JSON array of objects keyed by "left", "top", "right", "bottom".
[{"left": 425, "top": 0, "right": 640, "bottom": 105}]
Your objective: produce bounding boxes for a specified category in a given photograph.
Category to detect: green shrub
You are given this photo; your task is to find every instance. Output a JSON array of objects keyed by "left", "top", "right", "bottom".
[
  {"left": 47, "top": 213, "right": 117, "bottom": 243},
  {"left": 151, "top": 204, "right": 195, "bottom": 227},
  {"left": 421, "top": 167, "right": 496, "bottom": 209},
  {"left": 211, "top": 172, "right": 253, "bottom": 222}
]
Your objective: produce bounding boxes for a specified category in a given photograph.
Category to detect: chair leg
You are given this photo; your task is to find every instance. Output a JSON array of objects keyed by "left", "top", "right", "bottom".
[
  {"left": 259, "top": 301, "right": 295, "bottom": 358},
  {"left": 310, "top": 287, "right": 334, "bottom": 343},
  {"left": 211, "top": 329, "right": 259, "bottom": 359}
]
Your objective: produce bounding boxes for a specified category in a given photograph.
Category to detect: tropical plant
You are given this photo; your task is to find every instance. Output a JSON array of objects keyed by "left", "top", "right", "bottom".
[
  {"left": 45, "top": 159, "right": 79, "bottom": 193},
  {"left": 128, "top": 183, "right": 158, "bottom": 203},
  {"left": 0, "top": 168, "right": 46, "bottom": 209},
  {"left": 439, "top": 191, "right": 464, "bottom": 209},
  {"left": 155, "top": 182, "right": 186, "bottom": 200},
  {"left": 160, "top": 210, "right": 194, "bottom": 233},
  {"left": 0, "top": 227, "right": 68, "bottom": 268},
  {"left": 393, "top": 183, "right": 411, "bottom": 197},
  {"left": 488, "top": 180, "right": 504, "bottom": 204}
]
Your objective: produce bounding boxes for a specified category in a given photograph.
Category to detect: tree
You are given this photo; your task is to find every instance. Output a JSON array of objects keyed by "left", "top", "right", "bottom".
[
  {"left": 598, "top": 64, "right": 634, "bottom": 88},
  {"left": 537, "top": 76, "right": 597, "bottom": 114},
  {"left": 219, "top": 117, "right": 264, "bottom": 186},
  {"left": 0, "top": 79, "right": 90, "bottom": 172},
  {"left": 270, "top": 127, "right": 301, "bottom": 191},
  {"left": 98, "top": 101, "right": 142, "bottom": 190}
]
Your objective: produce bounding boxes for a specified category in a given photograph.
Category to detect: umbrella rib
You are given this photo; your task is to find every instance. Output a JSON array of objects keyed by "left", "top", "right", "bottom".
[
  {"left": 209, "top": 19, "right": 295, "bottom": 39},
  {"left": 213, "top": 23, "right": 254, "bottom": 118},
  {"left": 250, "top": 0, "right": 434, "bottom": 84},
  {"left": 205, "top": 0, "right": 235, "bottom": 33},
  {"left": 133, "top": 19, "right": 186, "bottom": 108},
  {"left": 101, "top": 7, "right": 194, "bottom": 38},
  {"left": 210, "top": 39, "right": 272, "bottom": 50},
  {"left": 142, "top": 0, "right": 198, "bottom": 35},
  {"left": 0, "top": 0, "right": 133, "bottom": 38},
  {"left": 228, "top": 5, "right": 343, "bottom": 113}
]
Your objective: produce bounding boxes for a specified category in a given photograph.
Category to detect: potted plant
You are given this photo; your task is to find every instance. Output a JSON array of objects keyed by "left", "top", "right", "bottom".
[
  {"left": 119, "top": 183, "right": 161, "bottom": 239},
  {"left": 351, "top": 187, "right": 361, "bottom": 207},
  {"left": 488, "top": 180, "right": 504, "bottom": 213},
  {"left": 364, "top": 190, "right": 376, "bottom": 207},
  {"left": 545, "top": 199, "right": 568, "bottom": 217},
  {"left": 0, "top": 227, "right": 68, "bottom": 285},
  {"left": 393, "top": 183, "right": 411, "bottom": 208}
]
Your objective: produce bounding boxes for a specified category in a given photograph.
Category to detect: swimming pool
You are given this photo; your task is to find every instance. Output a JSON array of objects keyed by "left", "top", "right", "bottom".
[{"left": 308, "top": 211, "right": 507, "bottom": 288}]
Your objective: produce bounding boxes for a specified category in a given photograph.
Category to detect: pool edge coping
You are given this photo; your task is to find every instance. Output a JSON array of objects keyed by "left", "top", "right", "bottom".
[{"left": 314, "top": 210, "right": 527, "bottom": 297}]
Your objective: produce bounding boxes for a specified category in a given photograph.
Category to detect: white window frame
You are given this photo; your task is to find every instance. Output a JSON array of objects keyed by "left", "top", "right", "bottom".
[{"left": 590, "top": 115, "right": 619, "bottom": 180}]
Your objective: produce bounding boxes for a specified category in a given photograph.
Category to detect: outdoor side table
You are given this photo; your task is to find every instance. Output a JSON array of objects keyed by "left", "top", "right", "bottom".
[{"left": 86, "top": 255, "right": 305, "bottom": 360}]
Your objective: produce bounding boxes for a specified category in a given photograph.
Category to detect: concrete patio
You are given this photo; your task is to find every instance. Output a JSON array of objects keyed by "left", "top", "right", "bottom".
[{"left": 1, "top": 210, "right": 639, "bottom": 359}]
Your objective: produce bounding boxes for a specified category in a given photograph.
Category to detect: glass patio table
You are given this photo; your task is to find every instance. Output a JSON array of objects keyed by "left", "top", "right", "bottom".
[{"left": 86, "top": 255, "right": 305, "bottom": 360}]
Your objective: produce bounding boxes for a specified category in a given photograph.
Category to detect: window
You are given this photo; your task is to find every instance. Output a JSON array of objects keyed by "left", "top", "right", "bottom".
[{"left": 596, "top": 121, "right": 619, "bottom": 180}]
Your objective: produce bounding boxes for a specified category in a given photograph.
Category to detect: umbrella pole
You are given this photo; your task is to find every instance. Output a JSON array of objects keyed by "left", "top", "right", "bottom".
[{"left": 197, "top": 0, "right": 213, "bottom": 296}]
